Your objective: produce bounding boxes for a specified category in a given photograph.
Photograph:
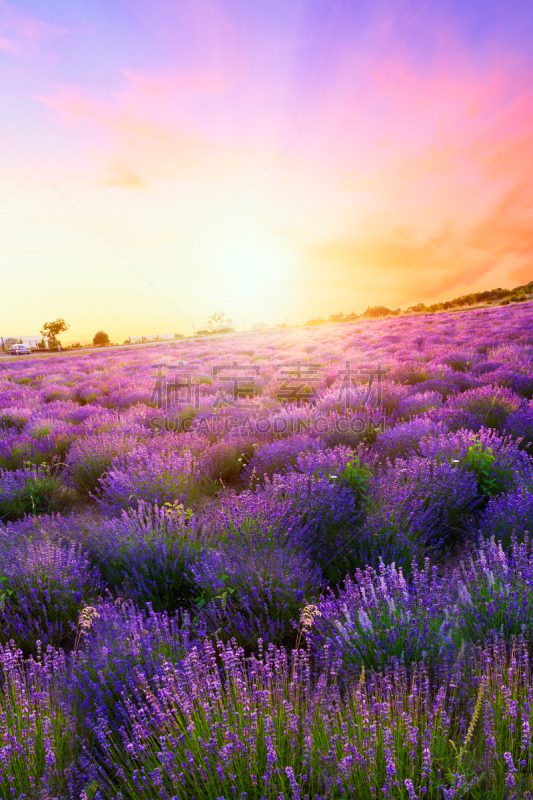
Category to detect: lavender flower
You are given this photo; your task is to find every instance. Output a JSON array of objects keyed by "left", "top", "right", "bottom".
[
  {"left": 192, "top": 543, "right": 324, "bottom": 650},
  {"left": 83, "top": 500, "right": 203, "bottom": 612},
  {"left": 309, "top": 559, "right": 454, "bottom": 670},
  {"left": 95, "top": 439, "right": 202, "bottom": 514},
  {"left": 70, "top": 598, "right": 207, "bottom": 731},
  {"left": 0, "top": 532, "right": 103, "bottom": 653},
  {"left": 0, "top": 642, "right": 85, "bottom": 798}
]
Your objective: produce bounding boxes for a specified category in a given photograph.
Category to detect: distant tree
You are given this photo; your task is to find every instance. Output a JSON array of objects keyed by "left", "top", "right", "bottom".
[
  {"left": 207, "top": 312, "right": 234, "bottom": 332},
  {"left": 363, "top": 306, "right": 393, "bottom": 318},
  {"left": 41, "top": 318, "right": 69, "bottom": 348},
  {"left": 208, "top": 312, "right": 226, "bottom": 325},
  {"left": 93, "top": 330, "right": 110, "bottom": 346}
]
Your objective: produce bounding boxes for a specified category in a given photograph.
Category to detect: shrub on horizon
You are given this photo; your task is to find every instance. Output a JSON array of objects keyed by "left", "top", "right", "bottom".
[{"left": 92, "top": 330, "right": 110, "bottom": 347}]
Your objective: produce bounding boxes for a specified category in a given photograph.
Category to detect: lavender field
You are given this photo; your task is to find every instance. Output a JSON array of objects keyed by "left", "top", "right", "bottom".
[{"left": 3, "top": 302, "right": 533, "bottom": 798}]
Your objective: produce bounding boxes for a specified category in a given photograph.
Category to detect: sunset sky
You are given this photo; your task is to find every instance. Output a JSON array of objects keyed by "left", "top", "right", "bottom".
[{"left": 1, "top": 0, "right": 533, "bottom": 342}]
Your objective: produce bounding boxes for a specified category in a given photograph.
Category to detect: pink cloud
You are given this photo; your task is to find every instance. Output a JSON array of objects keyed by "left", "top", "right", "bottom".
[{"left": 0, "top": 0, "right": 68, "bottom": 55}]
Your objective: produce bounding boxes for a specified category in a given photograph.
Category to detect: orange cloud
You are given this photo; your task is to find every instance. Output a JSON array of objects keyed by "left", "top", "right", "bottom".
[{"left": 103, "top": 162, "right": 147, "bottom": 190}]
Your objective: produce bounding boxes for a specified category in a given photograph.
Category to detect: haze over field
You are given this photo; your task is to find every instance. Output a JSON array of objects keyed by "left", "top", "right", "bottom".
[{"left": 1, "top": 0, "right": 533, "bottom": 340}]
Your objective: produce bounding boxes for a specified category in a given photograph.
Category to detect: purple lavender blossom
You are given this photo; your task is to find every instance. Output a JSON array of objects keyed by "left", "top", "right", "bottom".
[
  {"left": 95, "top": 439, "right": 201, "bottom": 514},
  {"left": 70, "top": 598, "right": 207, "bottom": 732},
  {"left": 241, "top": 434, "right": 323, "bottom": 486},
  {"left": 192, "top": 542, "right": 324, "bottom": 649},
  {"left": 477, "top": 488, "right": 533, "bottom": 547},
  {"left": 453, "top": 535, "right": 533, "bottom": 644},
  {"left": 310, "top": 560, "right": 455, "bottom": 670},
  {"left": 0, "top": 463, "right": 68, "bottom": 520},
  {"left": 82, "top": 500, "right": 203, "bottom": 612},
  {"left": 0, "top": 641, "right": 85, "bottom": 798},
  {"left": 375, "top": 417, "right": 448, "bottom": 461},
  {"left": 443, "top": 385, "right": 523, "bottom": 433},
  {"left": 0, "top": 533, "right": 103, "bottom": 653}
]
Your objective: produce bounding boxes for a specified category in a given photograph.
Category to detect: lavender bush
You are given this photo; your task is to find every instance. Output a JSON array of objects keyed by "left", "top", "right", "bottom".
[
  {"left": 192, "top": 543, "right": 324, "bottom": 650},
  {"left": 89, "top": 636, "right": 533, "bottom": 800},
  {"left": 70, "top": 599, "right": 207, "bottom": 732},
  {"left": 453, "top": 535, "right": 533, "bottom": 645},
  {"left": 444, "top": 385, "right": 523, "bottom": 433},
  {"left": 65, "top": 431, "right": 139, "bottom": 494},
  {"left": 84, "top": 501, "right": 203, "bottom": 612},
  {"left": 477, "top": 487, "right": 533, "bottom": 547},
  {"left": 0, "top": 533, "right": 103, "bottom": 653},
  {"left": 95, "top": 442, "right": 201, "bottom": 515},
  {"left": 0, "top": 463, "right": 71, "bottom": 520},
  {"left": 89, "top": 639, "right": 466, "bottom": 800},
  {"left": 309, "top": 559, "right": 455, "bottom": 670}
]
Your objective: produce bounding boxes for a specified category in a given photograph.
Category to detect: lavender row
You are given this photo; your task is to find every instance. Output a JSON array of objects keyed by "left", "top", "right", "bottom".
[{"left": 5, "top": 627, "right": 533, "bottom": 799}]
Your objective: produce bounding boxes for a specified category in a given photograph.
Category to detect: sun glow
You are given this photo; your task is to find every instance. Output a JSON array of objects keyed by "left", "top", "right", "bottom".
[{"left": 205, "top": 234, "right": 297, "bottom": 305}]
